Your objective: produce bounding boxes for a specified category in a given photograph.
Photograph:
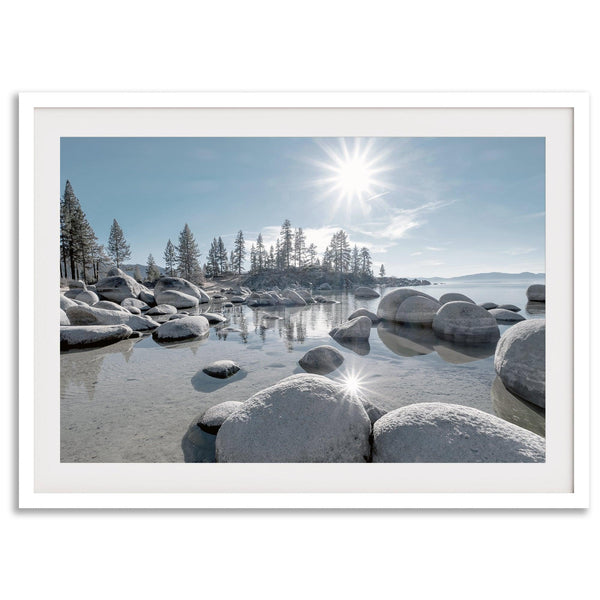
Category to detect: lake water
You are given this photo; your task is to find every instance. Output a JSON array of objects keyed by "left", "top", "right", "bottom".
[{"left": 61, "top": 279, "right": 545, "bottom": 462}]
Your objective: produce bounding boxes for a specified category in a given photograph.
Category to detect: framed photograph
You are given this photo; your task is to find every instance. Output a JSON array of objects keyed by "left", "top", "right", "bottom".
[{"left": 19, "top": 92, "right": 589, "bottom": 509}]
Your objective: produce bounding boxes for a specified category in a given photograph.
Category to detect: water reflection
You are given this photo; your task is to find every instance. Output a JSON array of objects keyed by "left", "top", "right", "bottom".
[
  {"left": 433, "top": 340, "right": 496, "bottom": 365},
  {"left": 491, "top": 376, "right": 545, "bottom": 436},
  {"left": 526, "top": 301, "right": 546, "bottom": 315},
  {"left": 377, "top": 322, "right": 436, "bottom": 357},
  {"left": 331, "top": 338, "right": 371, "bottom": 356},
  {"left": 181, "top": 418, "right": 217, "bottom": 462}
]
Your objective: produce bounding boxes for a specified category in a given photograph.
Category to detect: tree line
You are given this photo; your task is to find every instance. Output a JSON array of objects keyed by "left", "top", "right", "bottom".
[{"left": 60, "top": 181, "right": 382, "bottom": 285}]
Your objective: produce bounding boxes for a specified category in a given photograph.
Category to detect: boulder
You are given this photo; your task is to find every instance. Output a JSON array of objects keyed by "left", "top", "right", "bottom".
[
  {"left": 199, "top": 312, "right": 228, "bottom": 324},
  {"left": 154, "top": 289, "right": 199, "bottom": 309},
  {"left": 198, "top": 401, "right": 243, "bottom": 434},
  {"left": 60, "top": 294, "right": 79, "bottom": 311},
  {"left": 317, "top": 283, "right": 332, "bottom": 291},
  {"left": 223, "top": 302, "right": 234, "bottom": 308},
  {"left": 138, "top": 289, "right": 156, "bottom": 306},
  {"left": 479, "top": 302, "right": 498, "bottom": 310},
  {"left": 74, "top": 290, "right": 99, "bottom": 305},
  {"left": 283, "top": 290, "right": 307, "bottom": 306},
  {"left": 497, "top": 304, "right": 521, "bottom": 312},
  {"left": 348, "top": 308, "right": 380, "bottom": 323},
  {"left": 60, "top": 308, "right": 70, "bottom": 326},
  {"left": 395, "top": 296, "right": 441, "bottom": 326},
  {"left": 60, "top": 324, "right": 133, "bottom": 350},
  {"left": 66, "top": 304, "right": 159, "bottom": 332},
  {"left": 432, "top": 301, "right": 500, "bottom": 344},
  {"left": 491, "top": 376, "right": 545, "bottom": 437},
  {"left": 314, "top": 295, "right": 337, "bottom": 304},
  {"left": 121, "top": 297, "right": 150, "bottom": 311},
  {"left": 152, "top": 315, "right": 210, "bottom": 342},
  {"left": 126, "top": 306, "right": 141, "bottom": 315},
  {"left": 372, "top": 403, "right": 545, "bottom": 462},
  {"left": 230, "top": 296, "right": 246, "bottom": 303},
  {"left": 494, "top": 319, "right": 545, "bottom": 407},
  {"left": 215, "top": 374, "right": 372, "bottom": 462},
  {"left": 354, "top": 286, "right": 380, "bottom": 298},
  {"left": 93, "top": 300, "right": 130, "bottom": 312},
  {"left": 67, "top": 279, "right": 86, "bottom": 289},
  {"left": 202, "top": 360, "right": 241, "bottom": 379},
  {"left": 377, "top": 288, "right": 436, "bottom": 321},
  {"left": 154, "top": 276, "right": 210, "bottom": 304},
  {"left": 439, "top": 292, "right": 475, "bottom": 305},
  {"left": 330, "top": 316, "right": 371, "bottom": 342},
  {"left": 95, "top": 267, "right": 142, "bottom": 302},
  {"left": 360, "top": 398, "right": 387, "bottom": 426},
  {"left": 488, "top": 308, "right": 526, "bottom": 323},
  {"left": 526, "top": 284, "right": 546, "bottom": 302},
  {"left": 146, "top": 304, "right": 177, "bottom": 316},
  {"left": 181, "top": 420, "right": 217, "bottom": 462},
  {"left": 298, "top": 345, "right": 344, "bottom": 375}
]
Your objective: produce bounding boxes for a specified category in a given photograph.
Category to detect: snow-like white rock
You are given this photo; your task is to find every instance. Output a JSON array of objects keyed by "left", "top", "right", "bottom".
[
  {"left": 377, "top": 288, "right": 436, "bottom": 321},
  {"left": 432, "top": 301, "right": 500, "bottom": 344},
  {"left": 329, "top": 316, "right": 372, "bottom": 342},
  {"left": 198, "top": 401, "right": 243, "bottom": 434},
  {"left": 298, "top": 345, "right": 344, "bottom": 374},
  {"left": 152, "top": 315, "right": 210, "bottom": 342},
  {"left": 66, "top": 304, "right": 159, "bottom": 331},
  {"left": 60, "top": 324, "right": 133, "bottom": 350}
]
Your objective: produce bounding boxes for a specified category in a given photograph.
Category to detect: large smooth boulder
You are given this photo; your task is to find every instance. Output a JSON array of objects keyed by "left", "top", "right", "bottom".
[
  {"left": 152, "top": 315, "right": 210, "bottom": 342},
  {"left": 138, "top": 288, "right": 156, "bottom": 306},
  {"left": 155, "top": 289, "right": 199, "bottom": 308},
  {"left": 395, "top": 296, "right": 441, "bottom": 326},
  {"left": 200, "top": 312, "right": 227, "bottom": 324},
  {"left": 96, "top": 267, "right": 142, "bottom": 302},
  {"left": 60, "top": 308, "right": 70, "bottom": 326},
  {"left": 202, "top": 360, "right": 240, "bottom": 379},
  {"left": 283, "top": 290, "right": 307, "bottom": 306},
  {"left": 488, "top": 308, "right": 526, "bottom": 323},
  {"left": 147, "top": 303, "right": 177, "bottom": 316},
  {"left": 377, "top": 288, "right": 436, "bottom": 322},
  {"left": 439, "top": 292, "right": 475, "bottom": 305},
  {"left": 74, "top": 290, "right": 99, "bottom": 305},
  {"left": 198, "top": 401, "right": 243, "bottom": 434},
  {"left": 215, "top": 374, "right": 372, "bottom": 462},
  {"left": 330, "top": 316, "right": 371, "bottom": 342},
  {"left": 355, "top": 286, "right": 380, "bottom": 298},
  {"left": 93, "top": 300, "right": 130, "bottom": 312},
  {"left": 121, "top": 297, "right": 150, "bottom": 311},
  {"left": 60, "top": 324, "right": 133, "bottom": 350},
  {"left": 348, "top": 308, "right": 380, "bottom": 323},
  {"left": 432, "top": 301, "right": 500, "bottom": 344},
  {"left": 66, "top": 304, "right": 159, "bottom": 331},
  {"left": 526, "top": 284, "right": 546, "bottom": 302},
  {"left": 372, "top": 403, "right": 545, "bottom": 462},
  {"left": 60, "top": 294, "right": 79, "bottom": 311},
  {"left": 298, "top": 345, "right": 344, "bottom": 374},
  {"left": 494, "top": 319, "right": 545, "bottom": 407},
  {"left": 154, "top": 277, "right": 209, "bottom": 304}
]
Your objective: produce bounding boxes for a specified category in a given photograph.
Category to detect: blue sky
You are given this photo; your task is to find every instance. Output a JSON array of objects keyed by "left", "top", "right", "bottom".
[{"left": 60, "top": 137, "right": 545, "bottom": 278}]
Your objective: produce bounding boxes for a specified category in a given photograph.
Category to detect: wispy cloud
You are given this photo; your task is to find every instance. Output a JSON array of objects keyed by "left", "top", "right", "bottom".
[
  {"left": 410, "top": 251, "right": 423, "bottom": 256},
  {"left": 501, "top": 247, "right": 537, "bottom": 256},
  {"left": 426, "top": 246, "right": 444, "bottom": 251}
]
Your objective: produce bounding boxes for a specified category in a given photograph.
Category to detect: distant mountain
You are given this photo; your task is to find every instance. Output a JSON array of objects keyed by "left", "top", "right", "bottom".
[{"left": 426, "top": 272, "right": 545, "bottom": 283}]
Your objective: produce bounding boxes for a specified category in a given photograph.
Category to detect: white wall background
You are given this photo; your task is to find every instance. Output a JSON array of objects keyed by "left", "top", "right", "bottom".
[{"left": 2, "top": 1, "right": 597, "bottom": 598}]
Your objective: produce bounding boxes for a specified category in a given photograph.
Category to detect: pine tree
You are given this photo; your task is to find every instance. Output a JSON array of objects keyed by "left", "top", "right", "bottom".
[
  {"left": 360, "top": 246, "right": 373, "bottom": 276},
  {"left": 351, "top": 245, "right": 360, "bottom": 276},
  {"left": 249, "top": 244, "right": 257, "bottom": 273},
  {"left": 176, "top": 223, "right": 202, "bottom": 283},
  {"left": 163, "top": 239, "right": 176, "bottom": 276},
  {"left": 322, "top": 244, "right": 333, "bottom": 271},
  {"left": 307, "top": 243, "right": 318, "bottom": 267},
  {"left": 255, "top": 233, "right": 266, "bottom": 272},
  {"left": 146, "top": 253, "right": 161, "bottom": 282},
  {"left": 279, "top": 219, "right": 294, "bottom": 270},
  {"left": 107, "top": 219, "right": 131, "bottom": 268},
  {"left": 330, "top": 230, "right": 351, "bottom": 273},
  {"left": 268, "top": 245, "right": 275, "bottom": 270},
  {"left": 134, "top": 265, "right": 143, "bottom": 282},
  {"left": 294, "top": 228, "right": 306, "bottom": 268},
  {"left": 232, "top": 230, "right": 246, "bottom": 275},
  {"left": 379, "top": 264, "right": 386, "bottom": 278},
  {"left": 217, "top": 237, "right": 228, "bottom": 274}
]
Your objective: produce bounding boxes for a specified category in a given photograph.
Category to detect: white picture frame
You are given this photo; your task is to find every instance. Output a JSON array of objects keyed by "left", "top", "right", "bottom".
[{"left": 19, "top": 92, "right": 590, "bottom": 509}]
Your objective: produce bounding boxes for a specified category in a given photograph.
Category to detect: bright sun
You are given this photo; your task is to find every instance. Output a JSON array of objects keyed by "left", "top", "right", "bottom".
[{"left": 313, "top": 138, "right": 391, "bottom": 212}]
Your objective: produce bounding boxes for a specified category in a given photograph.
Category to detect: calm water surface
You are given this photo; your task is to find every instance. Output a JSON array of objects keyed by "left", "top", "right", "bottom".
[{"left": 61, "top": 280, "right": 545, "bottom": 462}]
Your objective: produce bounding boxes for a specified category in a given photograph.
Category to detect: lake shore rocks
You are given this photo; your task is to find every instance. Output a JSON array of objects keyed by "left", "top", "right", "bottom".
[
  {"left": 93, "top": 300, "right": 130, "bottom": 312},
  {"left": 147, "top": 304, "right": 177, "bottom": 316},
  {"left": 60, "top": 294, "right": 79, "bottom": 311},
  {"left": 200, "top": 312, "right": 228, "bottom": 324},
  {"left": 198, "top": 401, "right": 243, "bottom": 434},
  {"left": 215, "top": 374, "right": 371, "bottom": 462},
  {"left": 439, "top": 292, "right": 475, "bottom": 305},
  {"left": 432, "top": 301, "right": 500, "bottom": 344},
  {"left": 494, "top": 319, "right": 545, "bottom": 407},
  {"left": 60, "top": 308, "right": 70, "bottom": 326},
  {"left": 479, "top": 302, "right": 498, "bottom": 310},
  {"left": 95, "top": 267, "right": 142, "bottom": 302},
  {"left": 526, "top": 301, "right": 545, "bottom": 315},
  {"left": 372, "top": 403, "right": 545, "bottom": 462},
  {"left": 154, "top": 276, "right": 210, "bottom": 304},
  {"left": 74, "top": 290, "right": 99, "bottom": 305},
  {"left": 488, "top": 308, "right": 526, "bottom": 323},
  {"left": 354, "top": 286, "right": 380, "bottom": 298},
  {"left": 152, "top": 315, "right": 210, "bottom": 342},
  {"left": 330, "top": 316, "right": 372, "bottom": 342},
  {"left": 348, "top": 308, "right": 380, "bottom": 323},
  {"left": 298, "top": 345, "right": 344, "bottom": 374},
  {"left": 526, "top": 284, "right": 546, "bottom": 302},
  {"left": 202, "top": 360, "right": 241, "bottom": 379},
  {"left": 377, "top": 288, "right": 436, "bottom": 322},
  {"left": 66, "top": 304, "right": 160, "bottom": 331},
  {"left": 497, "top": 304, "right": 521, "bottom": 312},
  {"left": 60, "top": 324, "right": 133, "bottom": 350},
  {"left": 154, "top": 289, "right": 199, "bottom": 309},
  {"left": 395, "top": 296, "right": 441, "bottom": 326},
  {"left": 121, "top": 297, "right": 150, "bottom": 312}
]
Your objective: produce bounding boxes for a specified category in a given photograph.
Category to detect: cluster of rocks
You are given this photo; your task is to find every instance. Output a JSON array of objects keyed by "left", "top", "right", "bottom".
[
  {"left": 60, "top": 269, "right": 223, "bottom": 350},
  {"left": 183, "top": 374, "right": 545, "bottom": 463}
]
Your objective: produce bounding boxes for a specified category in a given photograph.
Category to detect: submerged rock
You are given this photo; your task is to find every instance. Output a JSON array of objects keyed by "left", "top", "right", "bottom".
[
  {"left": 491, "top": 376, "right": 545, "bottom": 437},
  {"left": 330, "top": 316, "right": 372, "bottom": 342},
  {"left": 215, "top": 374, "right": 371, "bottom": 462},
  {"left": 202, "top": 360, "right": 241, "bottom": 379},
  {"left": 432, "top": 301, "right": 500, "bottom": 344},
  {"left": 60, "top": 324, "right": 133, "bottom": 350},
  {"left": 372, "top": 403, "right": 545, "bottom": 462},
  {"left": 198, "top": 401, "right": 243, "bottom": 434},
  {"left": 354, "top": 286, "right": 380, "bottom": 298},
  {"left": 377, "top": 288, "right": 436, "bottom": 322},
  {"left": 526, "top": 301, "right": 546, "bottom": 315},
  {"left": 488, "top": 308, "right": 526, "bottom": 323},
  {"left": 526, "top": 284, "right": 546, "bottom": 302},
  {"left": 348, "top": 308, "right": 380, "bottom": 323},
  {"left": 181, "top": 421, "right": 217, "bottom": 463},
  {"left": 395, "top": 296, "right": 441, "bottom": 326},
  {"left": 298, "top": 345, "right": 344, "bottom": 375},
  {"left": 439, "top": 292, "right": 475, "bottom": 305},
  {"left": 152, "top": 315, "right": 210, "bottom": 342},
  {"left": 494, "top": 319, "right": 545, "bottom": 408}
]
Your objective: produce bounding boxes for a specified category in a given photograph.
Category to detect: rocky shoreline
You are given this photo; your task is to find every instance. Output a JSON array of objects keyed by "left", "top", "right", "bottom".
[{"left": 61, "top": 268, "right": 546, "bottom": 463}]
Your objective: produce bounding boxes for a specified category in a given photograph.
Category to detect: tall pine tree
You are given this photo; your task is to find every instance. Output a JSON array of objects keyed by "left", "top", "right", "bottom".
[
  {"left": 232, "top": 230, "right": 246, "bottom": 275},
  {"left": 107, "top": 219, "right": 131, "bottom": 268},
  {"left": 176, "top": 223, "right": 202, "bottom": 283},
  {"left": 146, "top": 254, "right": 161, "bottom": 281},
  {"left": 163, "top": 239, "right": 176, "bottom": 276}
]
